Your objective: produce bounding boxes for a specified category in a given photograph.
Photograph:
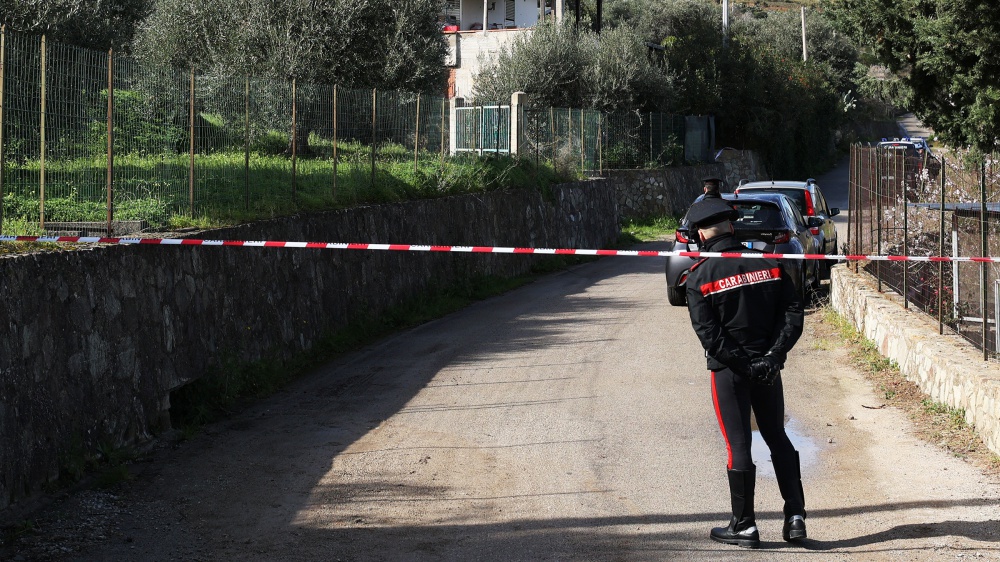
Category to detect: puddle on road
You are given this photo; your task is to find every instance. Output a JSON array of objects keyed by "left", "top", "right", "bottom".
[{"left": 750, "top": 418, "right": 819, "bottom": 478}]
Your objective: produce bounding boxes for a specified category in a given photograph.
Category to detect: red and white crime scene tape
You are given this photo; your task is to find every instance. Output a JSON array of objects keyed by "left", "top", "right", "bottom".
[{"left": 3, "top": 234, "right": 999, "bottom": 263}]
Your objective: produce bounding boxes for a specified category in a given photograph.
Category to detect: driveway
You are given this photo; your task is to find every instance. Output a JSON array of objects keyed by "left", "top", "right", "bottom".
[{"left": 4, "top": 242, "right": 998, "bottom": 561}]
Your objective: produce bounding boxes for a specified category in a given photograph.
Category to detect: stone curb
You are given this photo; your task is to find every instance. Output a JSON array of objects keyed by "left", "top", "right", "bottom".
[{"left": 830, "top": 264, "right": 1000, "bottom": 456}]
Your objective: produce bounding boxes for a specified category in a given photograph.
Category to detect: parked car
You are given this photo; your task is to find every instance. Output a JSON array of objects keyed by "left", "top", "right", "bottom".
[
  {"left": 735, "top": 179, "right": 840, "bottom": 279},
  {"left": 878, "top": 136, "right": 929, "bottom": 158},
  {"left": 876, "top": 137, "right": 933, "bottom": 189},
  {"left": 665, "top": 193, "right": 822, "bottom": 306}
]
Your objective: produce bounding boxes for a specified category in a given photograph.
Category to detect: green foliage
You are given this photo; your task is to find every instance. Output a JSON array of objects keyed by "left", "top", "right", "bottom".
[
  {"left": 87, "top": 89, "right": 187, "bottom": 156},
  {"left": 1, "top": 149, "right": 573, "bottom": 230},
  {"left": 822, "top": 0, "right": 1000, "bottom": 152},
  {"left": 472, "top": 22, "right": 597, "bottom": 108},
  {"left": 0, "top": 0, "right": 151, "bottom": 51},
  {"left": 608, "top": 0, "right": 724, "bottom": 114},
  {"left": 473, "top": 22, "right": 671, "bottom": 112},
  {"left": 620, "top": 215, "right": 681, "bottom": 242},
  {"left": 134, "top": 0, "right": 447, "bottom": 93},
  {"left": 709, "top": 8, "right": 847, "bottom": 176}
]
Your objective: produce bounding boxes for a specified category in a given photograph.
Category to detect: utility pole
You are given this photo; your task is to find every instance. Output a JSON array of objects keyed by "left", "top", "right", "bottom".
[
  {"left": 801, "top": 7, "right": 808, "bottom": 61},
  {"left": 722, "top": 0, "right": 729, "bottom": 48}
]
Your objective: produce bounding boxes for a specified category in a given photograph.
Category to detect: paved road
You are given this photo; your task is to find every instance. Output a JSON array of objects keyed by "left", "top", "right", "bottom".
[
  {"left": 815, "top": 156, "right": 851, "bottom": 255},
  {"left": 9, "top": 235, "right": 999, "bottom": 561}
]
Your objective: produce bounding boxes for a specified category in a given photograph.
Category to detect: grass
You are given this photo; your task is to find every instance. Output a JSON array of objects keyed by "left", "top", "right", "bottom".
[
  {"left": 1, "top": 145, "right": 576, "bottom": 234},
  {"left": 619, "top": 215, "right": 680, "bottom": 243},
  {"left": 820, "top": 305, "right": 1000, "bottom": 473}
]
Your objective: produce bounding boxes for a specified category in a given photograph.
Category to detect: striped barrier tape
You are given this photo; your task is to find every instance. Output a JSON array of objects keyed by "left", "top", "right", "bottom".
[{"left": 2, "top": 235, "right": 998, "bottom": 263}]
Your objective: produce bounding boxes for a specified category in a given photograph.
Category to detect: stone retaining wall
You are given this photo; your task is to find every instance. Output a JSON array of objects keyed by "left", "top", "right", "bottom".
[
  {"left": 830, "top": 265, "right": 1000, "bottom": 455},
  {"left": 0, "top": 181, "right": 619, "bottom": 513},
  {"left": 603, "top": 151, "right": 769, "bottom": 219}
]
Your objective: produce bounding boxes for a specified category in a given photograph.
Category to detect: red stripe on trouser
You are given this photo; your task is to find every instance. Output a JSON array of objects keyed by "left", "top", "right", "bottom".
[{"left": 711, "top": 371, "right": 733, "bottom": 470}]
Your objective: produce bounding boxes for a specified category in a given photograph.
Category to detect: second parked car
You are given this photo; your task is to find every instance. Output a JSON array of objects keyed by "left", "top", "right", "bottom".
[{"left": 735, "top": 179, "right": 840, "bottom": 279}]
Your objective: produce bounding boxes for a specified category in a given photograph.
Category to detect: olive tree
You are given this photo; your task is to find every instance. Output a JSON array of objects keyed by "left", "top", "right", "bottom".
[
  {"left": 134, "top": 0, "right": 447, "bottom": 93},
  {"left": 471, "top": 22, "right": 671, "bottom": 111},
  {"left": 0, "top": 0, "right": 152, "bottom": 51}
]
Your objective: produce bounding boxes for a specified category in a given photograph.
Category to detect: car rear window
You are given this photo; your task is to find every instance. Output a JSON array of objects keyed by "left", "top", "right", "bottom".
[
  {"left": 739, "top": 188, "right": 807, "bottom": 215},
  {"left": 731, "top": 202, "right": 785, "bottom": 229}
]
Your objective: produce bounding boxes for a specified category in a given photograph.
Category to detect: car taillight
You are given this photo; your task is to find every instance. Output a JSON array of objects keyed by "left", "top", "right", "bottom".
[
  {"left": 675, "top": 230, "right": 691, "bottom": 244},
  {"left": 804, "top": 190, "right": 816, "bottom": 216},
  {"left": 774, "top": 230, "right": 791, "bottom": 244}
]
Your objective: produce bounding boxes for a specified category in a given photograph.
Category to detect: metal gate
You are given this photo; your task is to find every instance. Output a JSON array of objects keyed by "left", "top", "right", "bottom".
[{"left": 455, "top": 105, "right": 511, "bottom": 154}]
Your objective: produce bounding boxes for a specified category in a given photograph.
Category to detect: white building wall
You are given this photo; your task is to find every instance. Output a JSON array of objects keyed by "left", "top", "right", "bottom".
[
  {"left": 447, "top": 0, "right": 563, "bottom": 99},
  {"left": 452, "top": 30, "right": 530, "bottom": 100}
]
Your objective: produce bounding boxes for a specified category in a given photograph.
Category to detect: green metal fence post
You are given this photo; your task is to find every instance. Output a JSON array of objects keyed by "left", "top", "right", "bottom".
[
  {"left": 414, "top": 93, "right": 420, "bottom": 174},
  {"left": 0, "top": 25, "right": 6, "bottom": 233},
  {"left": 597, "top": 112, "right": 603, "bottom": 175},
  {"left": 40, "top": 35, "right": 46, "bottom": 229},
  {"left": 370, "top": 88, "right": 377, "bottom": 191},
  {"left": 333, "top": 84, "right": 338, "bottom": 201},
  {"left": 244, "top": 76, "right": 250, "bottom": 211},
  {"left": 291, "top": 78, "right": 297, "bottom": 200},
  {"left": 189, "top": 67, "right": 195, "bottom": 217},
  {"left": 106, "top": 49, "right": 114, "bottom": 236}
]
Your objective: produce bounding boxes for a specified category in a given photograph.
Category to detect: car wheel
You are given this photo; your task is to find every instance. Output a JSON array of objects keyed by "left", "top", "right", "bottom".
[{"left": 667, "top": 285, "right": 687, "bottom": 307}]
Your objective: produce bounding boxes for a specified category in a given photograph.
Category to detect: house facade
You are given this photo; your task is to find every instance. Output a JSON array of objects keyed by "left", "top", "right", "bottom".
[{"left": 441, "top": 0, "right": 566, "bottom": 99}]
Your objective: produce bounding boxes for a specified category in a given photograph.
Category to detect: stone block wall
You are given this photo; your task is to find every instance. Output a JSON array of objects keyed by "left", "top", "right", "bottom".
[
  {"left": 602, "top": 151, "right": 769, "bottom": 220},
  {"left": 0, "top": 181, "right": 619, "bottom": 513},
  {"left": 830, "top": 265, "right": 1000, "bottom": 456}
]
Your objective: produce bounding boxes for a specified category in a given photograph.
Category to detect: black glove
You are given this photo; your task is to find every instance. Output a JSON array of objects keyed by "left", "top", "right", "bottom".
[{"left": 748, "top": 355, "right": 782, "bottom": 386}]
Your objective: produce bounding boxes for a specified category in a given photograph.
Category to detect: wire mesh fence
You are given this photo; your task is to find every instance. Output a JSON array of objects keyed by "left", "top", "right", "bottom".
[
  {"left": 0, "top": 28, "right": 691, "bottom": 235},
  {"left": 849, "top": 143, "right": 1000, "bottom": 359},
  {"left": 521, "top": 107, "right": 685, "bottom": 174}
]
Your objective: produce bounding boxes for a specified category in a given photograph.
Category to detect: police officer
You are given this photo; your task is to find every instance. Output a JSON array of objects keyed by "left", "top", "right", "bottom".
[
  {"left": 682, "top": 197, "right": 807, "bottom": 549},
  {"left": 701, "top": 176, "right": 724, "bottom": 199}
]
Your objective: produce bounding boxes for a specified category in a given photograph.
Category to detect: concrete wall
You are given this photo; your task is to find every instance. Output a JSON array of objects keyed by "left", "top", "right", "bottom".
[
  {"left": 450, "top": 30, "right": 529, "bottom": 99},
  {"left": 831, "top": 265, "right": 1000, "bottom": 456},
  {"left": 0, "top": 181, "right": 619, "bottom": 512}
]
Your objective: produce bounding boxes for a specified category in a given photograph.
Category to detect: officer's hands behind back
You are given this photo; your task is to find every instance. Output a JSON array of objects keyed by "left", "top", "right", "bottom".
[{"left": 748, "top": 355, "right": 782, "bottom": 386}]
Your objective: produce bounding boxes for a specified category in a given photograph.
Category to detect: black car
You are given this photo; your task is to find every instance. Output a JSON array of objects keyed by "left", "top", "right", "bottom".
[
  {"left": 665, "top": 193, "right": 822, "bottom": 306},
  {"left": 735, "top": 179, "right": 840, "bottom": 279}
]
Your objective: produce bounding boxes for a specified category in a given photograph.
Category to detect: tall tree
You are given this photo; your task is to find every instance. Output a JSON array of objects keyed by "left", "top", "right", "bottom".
[
  {"left": 134, "top": 0, "right": 447, "bottom": 93},
  {"left": 822, "top": 0, "right": 1000, "bottom": 152},
  {"left": 0, "top": 0, "right": 152, "bottom": 51}
]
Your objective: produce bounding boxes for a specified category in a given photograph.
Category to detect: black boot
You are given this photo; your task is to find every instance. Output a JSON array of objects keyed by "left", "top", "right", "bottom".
[
  {"left": 773, "top": 451, "right": 807, "bottom": 541},
  {"left": 710, "top": 468, "right": 760, "bottom": 548}
]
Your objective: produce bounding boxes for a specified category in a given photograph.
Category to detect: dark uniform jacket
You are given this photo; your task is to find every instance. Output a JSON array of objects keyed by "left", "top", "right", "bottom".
[{"left": 685, "top": 231, "right": 804, "bottom": 374}]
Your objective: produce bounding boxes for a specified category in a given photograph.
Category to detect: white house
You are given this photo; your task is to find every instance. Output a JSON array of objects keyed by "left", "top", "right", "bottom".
[{"left": 441, "top": 0, "right": 567, "bottom": 99}]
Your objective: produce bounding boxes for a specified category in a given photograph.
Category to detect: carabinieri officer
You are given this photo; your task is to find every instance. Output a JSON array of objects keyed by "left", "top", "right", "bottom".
[{"left": 682, "top": 197, "right": 807, "bottom": 549}]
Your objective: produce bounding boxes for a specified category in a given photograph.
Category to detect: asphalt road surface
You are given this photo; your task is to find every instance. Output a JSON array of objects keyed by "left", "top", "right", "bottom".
[{"left": 6, "top": 159, "right": 1000, "bottom": 561}]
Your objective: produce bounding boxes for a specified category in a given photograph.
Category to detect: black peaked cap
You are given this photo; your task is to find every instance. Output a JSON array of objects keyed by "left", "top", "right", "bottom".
[{"left": 687, "top": 198, "right": 739, "bottom": 228}]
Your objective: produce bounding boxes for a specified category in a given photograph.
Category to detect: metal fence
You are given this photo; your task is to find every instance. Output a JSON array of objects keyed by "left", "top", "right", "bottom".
[
  {"left": 848, "top": 143, "right": 1000, "bottom": 360},
  {"left": 521, "top": 107, "right": 685, "bottom": 173},
  {"left": 0, "top": 28, "right": 692, "bottom": 235}
]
